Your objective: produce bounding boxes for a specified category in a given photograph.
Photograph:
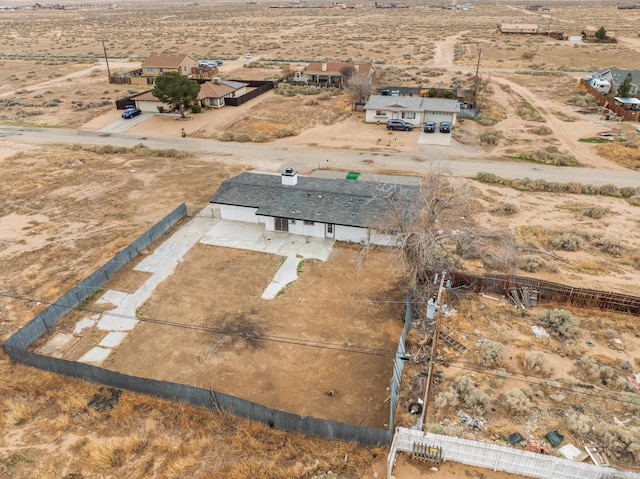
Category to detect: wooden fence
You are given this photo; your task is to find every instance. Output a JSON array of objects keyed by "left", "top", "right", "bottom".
[
  {"left": 419, "top": 269, "right": 640, "bottom": 316},
  {"left": 579, "top": 79, "right": 640, "bottom": 122}
]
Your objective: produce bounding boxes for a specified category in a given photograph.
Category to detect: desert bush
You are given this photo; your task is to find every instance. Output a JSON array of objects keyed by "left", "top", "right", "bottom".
[
  {"left": 253, "top": 132, "right": 269, "bottom": 143},
  {"left": 583, "top": 206, "right": 605, "bottom": 218},
  {"left": 565, "top": 412, "right": 592, "bottom": 436},
  {"left": 521, "top": 51, "right": 536, "bottom": 60},
  {"left": 523, "top": 351, "right": 546, "bottom": 372},
  {"left": 595, "top": 236, "right": 623, "bottom": 256},
  {"left": 452, "top": 376, "right": 491, "bottom": 415},
  {"left": 516, "top": 102, "right": 545, "bottom": 122},
  {"left": 536, "top": 309, "right": 579, "bottom": 340},
  {"left": 318, "top": 91, "right": 332, "bottom": 100},
  {"left": 490, "top": 202, "right": 518, "bottom": 216},
  {"left": 190, "top": 104, "right": 202, "bottom": 113},
  {"left": 501, "top": 388, "right": 530, "bottom": 415},
  {"left": 478, "top": 340, "right": 504, "bottom": 367},
  {"left": 236, "top": 133, "right": 252, "bottom": 143},
  {"left": 566, "top": 95, "right": 597, "bottom": 108},
  {"left": 475, "top": 112, "right": 499, "bottom": 126},
  {"left": 579, "top": 358, "right": 615, "bottom": 383},
  {"left": 551, "top": 233, "right": 581, "bottom": 251},
  {"left": 218, "top": 131, "right": 235, "bottom": 142},
  {"left": 479, "top": 129, "right": 500, "bottom": 145},
  {"left": 274, "top": 127, "right": 296, "bottom": 138},
  {"left": 532, "top": 125, "right": 552, "bottom": 135},
  {"left": 304, "top": 98, "right": 319, "bottom": 106},
  {"left": 433, "top": 389, "right": 459, "bottom": 412},
  {"left": 628, "top": 195, "right": 640, "bottom": 206},
  {"left": 596, "top": 424, "right": 640, "bottom": 463},
  {"left": 517, "top": 255, "right": 545, "bottom": 272}
]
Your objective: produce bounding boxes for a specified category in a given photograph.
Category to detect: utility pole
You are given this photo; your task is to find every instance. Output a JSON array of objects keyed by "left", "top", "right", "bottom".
[
  {"left": 419, "top": 271, "right": 446, "bottom": 433},
  {"left": 473, "top": 48, "right": 482, "bottom": 109},
  {"left": 99, "top": 39, "right": 112, "bottom": 83}
]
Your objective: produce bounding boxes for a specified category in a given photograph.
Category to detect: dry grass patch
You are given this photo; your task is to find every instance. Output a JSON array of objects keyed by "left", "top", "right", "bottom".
[{"left": 597, "top": 141, "right": 640, "bottom": 169}]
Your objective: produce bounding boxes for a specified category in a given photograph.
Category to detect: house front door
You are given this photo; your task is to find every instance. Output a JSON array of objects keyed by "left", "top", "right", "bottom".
[
  {"left": 275, "top": 217, "right": 288, "bottom": 232},
  {"left": 325, "top": 223, "right": 335, "bottom": 238}
]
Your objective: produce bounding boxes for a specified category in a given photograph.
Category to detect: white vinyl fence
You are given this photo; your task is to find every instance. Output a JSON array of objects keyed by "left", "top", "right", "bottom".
[{"left": 388, "top": 427, "right": 640, "bottom": 479}]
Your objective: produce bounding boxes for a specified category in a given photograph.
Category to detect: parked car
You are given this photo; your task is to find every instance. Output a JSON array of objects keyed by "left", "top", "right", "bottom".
[
  {"left": 386, "top": 119, "right": 414, "bottom": 131},
  {"left": 122, "top": 108, "right": 142, "bottom": 119},
  {"left": 439, "top": 121, "right": 451, "bottom": 133},
  {"left": 380, "top": 89, "right": 390, "bottom": 96},
  {"left": 245, "top": 53, "right": 251, "bottom": 59},
  {"left": 423, "top": 121, "right": 436, "bottom": 133}
]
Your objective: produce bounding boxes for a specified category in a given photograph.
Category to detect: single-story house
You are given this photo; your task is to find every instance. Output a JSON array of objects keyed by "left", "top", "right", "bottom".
[
  {"left": 197, "top": 79, "right": 248, "bottom": 108},
  {"left": 595, "top": 67, "right": 640, "bottom": 97},
  {"left": 363, "top": 96, "right": 460, "bottom": 125},
  {"left": 499, "top": 23, "right": 539, "bottom": 34},
  {"left": 210, "top": 169, "right": 421, "bottom": 246},
  {"left": 304, "top": 61, "right": 374, "bottom": 87},
  {"left": 127, "top": 90, "right": 173, "bottom": 113},
  {"left": 141, "top": 53, "right": 200, "bottom": 78}
]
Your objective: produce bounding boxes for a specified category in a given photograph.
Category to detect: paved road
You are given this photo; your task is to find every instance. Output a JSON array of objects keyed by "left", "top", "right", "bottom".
[{"left": 2, "top": 125, "right": 640, "bottom": 187}]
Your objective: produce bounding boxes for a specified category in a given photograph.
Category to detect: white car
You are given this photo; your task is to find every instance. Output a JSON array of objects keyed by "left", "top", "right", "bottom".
[{"left": 245, "top": 53, "right": 251, "bottom": 59}]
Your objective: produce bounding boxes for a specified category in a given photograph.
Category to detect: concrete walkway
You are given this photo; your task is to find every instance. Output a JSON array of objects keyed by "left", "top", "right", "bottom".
[
  {"left": 200, "top": 219, "right": 335, "bottom": 299},
  {"left": 74, "top": 209, "right": 334, "bottom": 363}
]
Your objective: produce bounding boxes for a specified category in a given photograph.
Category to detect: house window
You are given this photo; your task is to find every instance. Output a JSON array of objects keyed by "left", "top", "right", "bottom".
[
  {"left": 303, "top": 220, "right": 314, "bottom": 226},
  {"left": 327, "top": 224, "right": 333, "bottom": 234},
  {"left": 182, "top": 66, "right": 187, "bottom": 72},
  {"left": 402, "top": 112, "right": 416, "bottom": 120},
  {"left": 146, "top": 67, "right": 153, "bottom": 73},
  {"left": 375, "top": 110, "right": 387, "bottom": 116}
]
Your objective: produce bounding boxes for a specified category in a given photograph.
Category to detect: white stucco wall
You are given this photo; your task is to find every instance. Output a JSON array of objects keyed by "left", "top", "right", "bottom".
[
  {"left": 334, "top": 225, "right": 369, "bottom": 244},
  {"left": 219, "top": 204, "right": 259, "bottom": 223},
  {"left": 365, "top": 109, "right": 390, "bottom": 123},
  {"left": 288, "top": 220, "right": 326, "bottom": 238}
]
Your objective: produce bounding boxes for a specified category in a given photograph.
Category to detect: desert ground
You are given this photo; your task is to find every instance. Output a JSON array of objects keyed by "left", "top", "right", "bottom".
[{"left": 1, "top": 0, "right": 640, "bottom": 478}]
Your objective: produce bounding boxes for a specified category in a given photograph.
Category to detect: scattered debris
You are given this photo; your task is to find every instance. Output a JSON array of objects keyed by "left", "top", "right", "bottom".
[
  {"left": 325, "top": 389, "right": 336, "bottom": 397},
  {"left": 457, "top": 410, "right": 484, "bottom": 429},
  {"left": 545, "top": 430, "right": 564, "bottom": 447},
  {"left": 532, "top": 326, "right": 549, "bottom": 338},
  {"left": 526, "top": 436, "right": 549, "bottom": 455},
  {"left": 585, "top": 444, "right": 610, "bottom": 466},
  {"left": 87, "top": 387, "right": 121, "bottom": 411},
  {"left": 559, "top": 443, "right": 588, "bottom": 462},
  {"left": 507, "top": 432, "right": 525, "bottom": 445},
  {"left": 549, "top": 393, "right": 566, "bottom": 402},
  {"left": 629, "top": 376, "right": 640, "bottom": 391},
  {"left": 408, "top": 402, "right": 423, "bottom": 415}
]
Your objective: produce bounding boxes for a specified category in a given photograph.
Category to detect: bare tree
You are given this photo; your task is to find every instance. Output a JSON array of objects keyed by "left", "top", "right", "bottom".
[
  {"left": 373, "top": 166, "right": 516, "bottom": 291},
  {"left": 345, "top": 73, "right": 373, "bottom": 103},
  {"left": 340, "top": 64, "right": 356, "bottom": 80}
]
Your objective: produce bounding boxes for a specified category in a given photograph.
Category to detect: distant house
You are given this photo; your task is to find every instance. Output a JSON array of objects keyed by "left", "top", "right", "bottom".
[
  {"left": 583, "top": 26, "right": 598, "bottom": 40},
  {"left": 499, "top": 23, "right": 539, "bottom": 34},
  {"left": 127, "top": 90, "right": 173, "bottom": 113},
  {"left": 304, "top": 61, "right": 374, "bottom": 87},
  {"left": 197, "top": 79, "right": 248, "bottom": 108},
  {"left": 210, "top": 169, "right": 421, "bottom": 246},
  {"left": 141, "top": 53, "right": 200, "bottom": 78},
  {"left": 363, "top": 96, "right": 460, "bottom": 125},
  {"left": 595, "top": 67, "right": 640, "bottom": 97}
]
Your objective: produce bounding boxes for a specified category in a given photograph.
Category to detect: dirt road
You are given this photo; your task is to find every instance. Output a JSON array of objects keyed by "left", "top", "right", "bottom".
[{"left": 2, "top": 125, "right": 640, "bottom": 187}]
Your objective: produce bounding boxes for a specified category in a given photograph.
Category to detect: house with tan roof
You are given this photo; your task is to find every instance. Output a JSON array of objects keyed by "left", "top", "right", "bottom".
[
  {"left": 303, "top": 61, "right": 374, "bottom": 87},
  {"left": 197, "top": 79, "right": 248, "bottom": 108},
  {"left": 141, "top": 53, "right": 200, "bottom": 78}
]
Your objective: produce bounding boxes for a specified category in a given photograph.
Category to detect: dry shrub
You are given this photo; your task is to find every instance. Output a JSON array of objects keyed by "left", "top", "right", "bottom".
[
  {"left": 433, "top": 389, "right": 459, "bottom": 414},
  {"left": 595, "top": 235, "right": 623, "bottom": 256},
  {"left": 490, "top": 202, "right": 518, "bottom": 216},
  {"left": 531, "top": 125, "right": 552, "bottom": 135},
  {"left": 517, "top": 254, "right": 545, "bottom": 272},
  {"left": 583, "top": 206, "right": 606, "bottom": 218},
  {"left": 501, "top": 388, "right": 530, "bottom": 415},
  {"left": 565, "top": 411, "right": 592, "bottom": 436},
  {"left": 516, "top": 102, "right": 545, "bottom": 122},
  {"left": 3, "top": 397, "right": 37, "bottom": 426},
  {"left": 452, "top": 376, "right": 491, "bottom": 415},
  {"left": 551, "top": 233, "right": 581, "bottom": 251},
  {"left": 596, "top": 142, "right": 640, "bottom": 169},
  {"left": 479, "top": 129, "right": 500, "bottom": 145},
  {"left": 596, "top": 424, "right": 640, "bottom": 463},
  {"left": 523, "top": 351, "right": 546, "bottom": 372},
  {"left": 476, "top": 112, "right": 499, "bottom": 126},
  {"left": 536, "top": 308, "right": 579, "bottom": 341},
  {"left": 477, "top": 340, "right": 504, "bottom": 367}
]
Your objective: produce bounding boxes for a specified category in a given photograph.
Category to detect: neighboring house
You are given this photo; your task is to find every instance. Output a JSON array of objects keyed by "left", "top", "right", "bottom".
[
  {"left": 583, "top": 26, "right": 598, "bottom": 40},
  {"left": 499, "top": 23, "right": 539, "bottom": 34},
  {"left": 595, "top": 67, "right": 640, "bottom": 97},
  {"left": 304, "top": 61, "right": 374, "bottom": 87},
  {"left": 197, "top": 78, "right": 248, "bottom": 108},
  {"left": 210, "top": 169, "right": 421, "bottom": 246},
  {"left": 363, "top": 95, "right": 460, "bottom": 125},
  {"left": 127, "top": 90, "right": 173, "bottom": 113},
  {"left": 141, "top": 53, "right": 200, "bottom": 78}
]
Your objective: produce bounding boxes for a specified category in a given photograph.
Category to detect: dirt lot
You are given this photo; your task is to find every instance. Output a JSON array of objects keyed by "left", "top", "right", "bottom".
[
  {"left": 32, "top": 242, "right": 405, "bottom": 427},
  {"left": 2, "top": 1, "right": 640, "bottom": 478}
]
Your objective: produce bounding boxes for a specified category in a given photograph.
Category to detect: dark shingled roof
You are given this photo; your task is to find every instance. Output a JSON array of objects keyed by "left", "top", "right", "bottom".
[{"left": 210, "top": 172, "right": 421, "bottom": 228}]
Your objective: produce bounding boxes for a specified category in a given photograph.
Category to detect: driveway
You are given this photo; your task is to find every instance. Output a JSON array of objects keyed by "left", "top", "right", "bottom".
[
  {"left": 99, "top": 112, "right": 154, "bottom": 133},
  {"left": 418, "top": 130, "right": 451, "bottom": 146}
]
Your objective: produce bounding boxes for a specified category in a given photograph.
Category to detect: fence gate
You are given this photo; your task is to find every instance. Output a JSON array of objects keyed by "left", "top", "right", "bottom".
[{"left": 412, "top": 442, "right": 443, "bottom": 463}]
